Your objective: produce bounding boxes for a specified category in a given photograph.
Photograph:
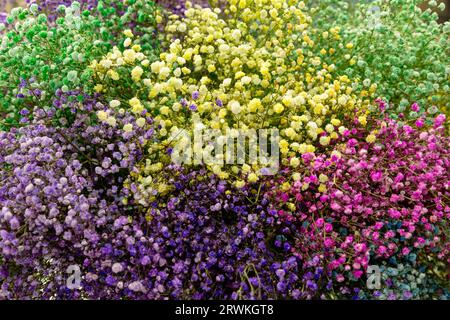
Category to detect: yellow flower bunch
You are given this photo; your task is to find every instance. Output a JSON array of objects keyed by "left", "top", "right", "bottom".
[{"left": 91, "top": 0, "right": 373, "bottom": 201}]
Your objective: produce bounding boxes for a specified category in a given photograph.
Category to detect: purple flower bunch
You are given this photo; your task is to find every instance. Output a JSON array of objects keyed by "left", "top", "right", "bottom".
[
  {"left": 128, "top": 168, "right": 301, "bottom": 300},
  {"left": 0, "top": 101, "right": 153, "bottom": 299},
  {"left": 1, "top": 162, "right": 304, "bottom": 299}
]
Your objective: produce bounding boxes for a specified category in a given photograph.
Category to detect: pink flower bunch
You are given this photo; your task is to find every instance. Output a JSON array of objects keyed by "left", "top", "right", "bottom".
[{"left": 264, "top": 112, "right": 449, "bottom": 289}]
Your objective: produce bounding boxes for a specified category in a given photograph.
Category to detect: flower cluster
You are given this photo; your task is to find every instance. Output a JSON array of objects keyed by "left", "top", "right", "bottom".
[
  {"left": 264, "top": 109, "right": 449, "bottom": 299},
  {"left": 0, "top": 1, "right": 159, "bottom": 128},
  {"left": 91, "top": 0, "right": 373, "bottom": 200},
  {"left": 0, "top": 0, "right": 448, "bottom": 300},
  {"left": 0, "top": 98, "right": 154, "bottom": 298},
  {"left": 307, "top": 0, "right": 449, "bottom": 119}
]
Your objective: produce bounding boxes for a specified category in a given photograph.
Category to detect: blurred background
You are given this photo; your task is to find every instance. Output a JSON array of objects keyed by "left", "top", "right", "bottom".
[{"left": 1, "top": 0, "right": 449, "bottom": 22}]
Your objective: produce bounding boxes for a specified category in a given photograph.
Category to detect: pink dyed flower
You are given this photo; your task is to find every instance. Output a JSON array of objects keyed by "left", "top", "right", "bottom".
[
  {"left": 316, "top": 218, "right": 325, "bottom": 227},
  {"left": 354, "top": 243, "right": 367, "bottom": 253},
  {"left": 352, "top": 270, "right": 363, "bottom": 279},
  {"left": 324, "top": 237, "right": 335, "bottom": 248},
  {"left": 388, "top": 208, "right": 401, "bottom": 219},
  {"left": 402, "top": 247, "right": 411, "bottom": 256},
  {"left": 336, "top": 274, "right": 345, "bottom": 282},
  {"left": 370, "top": 171, "right": 383, "bottom": 182},
  {"left": 377, "top": 246, "right": 387, "bottom": 255},
  {"left": 375, "top": 98, "right": 387, "bottom": 111},
  {"left": 347, "top": 138, "right": 358, "bottom": 147},
  {"left": 434, "top": 114, "right": 446, "bottom": 128},
  {"left": 373, "top": 223, "right": 383, "bottom": 231},
  {"left": 415, "top": 118, "right": 425, "bottom": 128}
]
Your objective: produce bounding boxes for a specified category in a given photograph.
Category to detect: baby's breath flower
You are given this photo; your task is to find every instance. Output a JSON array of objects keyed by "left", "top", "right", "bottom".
[
  {"left": 123, "top": 123, "right": 133, "bottom": 132},
  {"left": 366, "top": 134, "right": 376, "bottom": 144}
]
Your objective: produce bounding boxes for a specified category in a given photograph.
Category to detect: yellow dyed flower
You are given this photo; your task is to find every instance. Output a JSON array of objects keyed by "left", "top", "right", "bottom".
[
  {"left": 248, "top": 98, "right": 262, "bottom": 113},
  {"left": 110, "top": 100, "right": 121, "bottom": 108},
  {"left": 131, "top": 66, "right": 144, "bottom": 81},
  {"left": 248, "top": 173, "right": 259, "bottom": 183},
  {"left": 159, "top": 67, "right": 171, "bottom": 79},
  {"left": 358, "top": 115, "right": 367, "bottom": 126},
  {"left": 290, "top": 157, "right": 300, "bottom": 168},
  {"left": 325, "top": 124, "right": 334, "bottom": 133},
  {"left": 123, "top": 49, "right": 136, "bottom": 63},
  {"left": 91, "top": 0, "right": 371, "bottom": 194},
  {"left": 129, "top": 97, "right": 144, "bottom": 114},
  {"left": 124, "top": 38, "right": 132, "bottom": 48},
  {"left": 319, "top": 136, "right": 330, "bottom": 146},
  {"left": 106, "top": 117, "right": 117, "bottom": 127},
  {"left": 136, "top": 118, "right": 146, "bottom": 128},
  {"left": 124, "top": 29, "right": 134, "bottom": 38},
  {"left": 97, "top": 110, "right": 108, "bottom": 122},
  {"left": 274, "top": 103, "right": 285, "bottom": 114},
  {"left": 366, "top": 134, "right": 376, "bottom": 144},
  {"left": 94, "top": 84, "right": 103, "bottom": 93},
  {"left": 228, "top": 100, "right": 242, "bottom": 114},
  {"left": 123, "top": 124, "right": 133, "bottom": 132},
  {"left": 319, "top": 174, "right": 328, "bottom": 183},
  {"left": 331, "top": 119, "right": 341, "bottom": 126},
  {"left": 235, "top": 180, "right": 246, "bottom": 188}
]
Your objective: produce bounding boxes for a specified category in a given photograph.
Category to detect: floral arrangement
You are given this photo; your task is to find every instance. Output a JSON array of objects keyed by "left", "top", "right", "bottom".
[
  {"left": 0, "top": 0, "right": 448, "bottom": 300},
  {"left": 306, "top": 0, "right": 449, "bottom": 119}
]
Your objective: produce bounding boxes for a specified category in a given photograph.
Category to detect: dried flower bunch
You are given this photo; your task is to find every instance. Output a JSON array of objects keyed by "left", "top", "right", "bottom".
[{"left": 0, "top": 0, "right": 448, "bottom": 300}]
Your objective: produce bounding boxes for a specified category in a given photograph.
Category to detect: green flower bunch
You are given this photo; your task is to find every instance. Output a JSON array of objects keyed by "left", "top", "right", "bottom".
[
  {"left": 306, "top": 0, "right": 449, "bottom": 118},
  {"left": 0, "top": 1, "right": 159, "bottom": 128}
]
